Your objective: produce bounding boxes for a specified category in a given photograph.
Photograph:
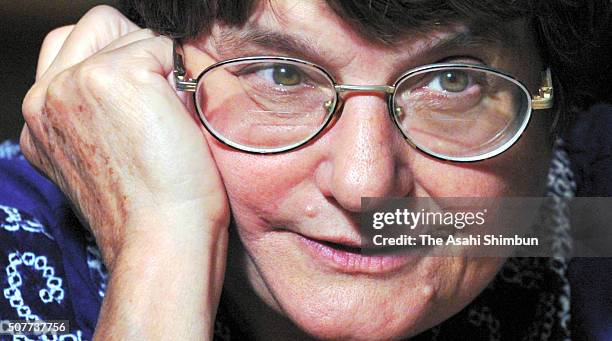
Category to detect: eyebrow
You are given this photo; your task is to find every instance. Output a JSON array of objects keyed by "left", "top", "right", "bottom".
[
  {"left": 214, "top": 26, "right": 328, "bottom": 65},
  {"left": 212, "top": 23, "right": 516, "bottom": 71}
]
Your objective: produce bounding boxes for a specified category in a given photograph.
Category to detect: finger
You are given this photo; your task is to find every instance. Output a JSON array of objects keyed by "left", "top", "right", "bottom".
[
  {"left": 19, "top": 125, "right": 51, "bottom": 179},
  {"left": 97, "top": 30, "right": 218, "bottom": 81},
  {"left": 91, "top": 34, "right": 220, "bottom": 87},
  {"left": 99, "top": 36, "right": 218, "bottom": 95},
  {"left": 36, "top": 25, "right": 74, "bottom": 80},
  {"left": 24, "top": 5, "right": 140, "bottom": 129},
  {"left": 19, "top": 126, "right": 41, "bottom": 171},
  {"left": 97, "top": 28, "right": 159, "bottom": 55},
  {"left": 96, "top": 35, "right": 176, "bottom": 86},
  {"left": 41, "top": 5, "right": 139, "bottom": 83},
  {"left": 180, "top": 43, "right": 218, "bottom": 78},
  {"left": 167, "top": 43, "right": 218, "bottom": 107},
  {"left": 97, "top": 31, "right": 218, "bottom": 95}
]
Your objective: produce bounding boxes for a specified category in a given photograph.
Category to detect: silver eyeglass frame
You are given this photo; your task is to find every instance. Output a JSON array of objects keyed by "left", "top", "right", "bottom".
[{"left": 173, "top": 40, "right": 554, "bottom": 162}]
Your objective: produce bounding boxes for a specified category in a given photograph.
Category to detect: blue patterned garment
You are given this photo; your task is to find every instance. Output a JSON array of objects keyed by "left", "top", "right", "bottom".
[{"left": 0, "top": 141, "right": 107, "bottom": 340}]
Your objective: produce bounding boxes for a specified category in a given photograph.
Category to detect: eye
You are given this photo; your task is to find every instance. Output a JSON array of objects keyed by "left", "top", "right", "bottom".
[
  {"left": 271, "top": 64, "right": 303, "bottom": 86},
  {"left": 427, "top": 70, "right": 470, "bottom": 93}
]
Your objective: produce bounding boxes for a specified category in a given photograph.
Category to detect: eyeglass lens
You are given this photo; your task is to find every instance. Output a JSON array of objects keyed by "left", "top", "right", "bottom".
[
  {"left": 195, "top": 60, "right": 530, "bottom": 158},
  {"left": 393, "top": 67, "right": 529, "bottom": 159},
  {"left": 196, "top": 60, "right": 336, "bottom": 150}
]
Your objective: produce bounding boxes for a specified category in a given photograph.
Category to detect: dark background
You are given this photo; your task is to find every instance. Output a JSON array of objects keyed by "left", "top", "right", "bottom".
[
  {"left": 0, "top": 1, "right": 117, "bottom": 142},
  {"left": 1, "top": 1, "right": 611, "bottom": 142}
]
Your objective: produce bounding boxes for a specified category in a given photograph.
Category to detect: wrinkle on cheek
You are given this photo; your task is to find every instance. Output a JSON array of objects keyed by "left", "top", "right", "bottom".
[
  {"left": 212, "top": 149, "right": 316, "bottom": 226},
  {"left": 416, "top": 158, "right": 507, "bottom": 197}
]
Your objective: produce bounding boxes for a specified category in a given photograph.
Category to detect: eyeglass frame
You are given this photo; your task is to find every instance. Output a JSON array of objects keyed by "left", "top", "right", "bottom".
[{"left": 172, "top": 40, "right": 554, "bottom": 162}]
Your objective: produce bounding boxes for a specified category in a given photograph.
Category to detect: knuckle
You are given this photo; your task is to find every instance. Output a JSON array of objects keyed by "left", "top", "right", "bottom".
[
  {"left": 140, "top": 28, "right": 156, "bottom": 36},
  {"left": 124, "top": 36, "right": 173, "bottom": 83},
  {"left": 128, "top": 67, "right": 158, "bottom": 85},
  {"left": 148, "top": 35, "right": 172, "bottom": 49},
  {"left": 156, "top": 35, "right": 174, "bottom": 51},
  {"left": 75, "top": 60, "right": 115, "bottom": 92},
  {"left": 42, "top": 25, "right": 74, "bottom": 49},
  {"left": 83, "top": 5, "right": 123, "bottom": 20},
  {"left": 45, "top": 70, "right": 72, "bottom": 108},
  {"left": 21, "top": 85, "right": 43, "bottom": 123}
]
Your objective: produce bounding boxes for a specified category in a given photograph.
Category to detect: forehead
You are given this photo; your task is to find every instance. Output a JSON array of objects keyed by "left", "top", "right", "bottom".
[
  {"left": 208, "top": 0, "right": 529, "bottom": 65},
  {"left": 247, "top": 0, "right": 523, "bottom": 43},
  {"left": 193, "top": 0, "right": 541, "bottom": 89}
]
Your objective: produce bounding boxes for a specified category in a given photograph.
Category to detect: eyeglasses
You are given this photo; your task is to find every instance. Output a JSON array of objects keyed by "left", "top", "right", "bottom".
[{"left": 173, "top": 41, "right": 553, "bottom": 162}]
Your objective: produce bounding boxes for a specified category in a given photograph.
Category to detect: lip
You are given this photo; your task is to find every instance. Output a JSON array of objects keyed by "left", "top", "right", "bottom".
[{"left": 296, "top": 233, "right": 428, "bottom": 274}]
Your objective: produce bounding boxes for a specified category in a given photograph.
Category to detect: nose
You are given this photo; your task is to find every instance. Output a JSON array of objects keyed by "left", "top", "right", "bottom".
[{"left": 315, "top": 94, "right": 415, "bottom": 212}]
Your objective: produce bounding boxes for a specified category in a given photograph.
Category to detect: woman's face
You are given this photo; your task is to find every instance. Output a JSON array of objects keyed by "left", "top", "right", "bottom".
[{"left": 185, "top": 1, "right": 551, "bottom": 339}]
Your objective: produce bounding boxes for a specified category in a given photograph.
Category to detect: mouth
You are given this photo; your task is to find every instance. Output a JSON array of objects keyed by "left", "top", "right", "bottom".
[
  {"left": 296, "top": 233, "right": 429, "bottom": 275},
  {"left": 315, "top": 237, "right": 429, "bottom": 254},
  {"left": 318, "top": 239, "right": 364, "bottom": 253}
]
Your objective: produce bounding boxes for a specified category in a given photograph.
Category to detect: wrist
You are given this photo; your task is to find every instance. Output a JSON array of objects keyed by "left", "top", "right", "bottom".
[
  {"left": 99, "top": 199, "right": 229, "bottom": 272},
  {"left": 93, "top": 214, "right": 228, "bottom": 340}
]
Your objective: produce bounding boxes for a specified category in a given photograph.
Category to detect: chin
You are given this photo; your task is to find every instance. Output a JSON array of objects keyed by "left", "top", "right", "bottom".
[
  {"left": 231, "top": 222, "right": 504, "bottom": 341},
  {"left": 286, "top": 293, "right": 452, "bottom": 341},
  {"left": 273, "top": 273, "right": 488, "bottom": 341},
  {"left": 316, "top": 322, "right": 429, "bottom": 341},
  {"left": 247, "top": 248, "right": 444, "bottom": 340}
]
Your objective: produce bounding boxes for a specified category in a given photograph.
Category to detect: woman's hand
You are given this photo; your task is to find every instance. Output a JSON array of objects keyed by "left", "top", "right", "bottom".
[{"left": 20, "top": 6, "right": 229, "bottom": 340}]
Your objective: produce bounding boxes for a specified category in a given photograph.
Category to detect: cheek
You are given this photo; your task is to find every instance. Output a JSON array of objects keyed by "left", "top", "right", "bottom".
[
  {"left": 413, "top": 152, "right": 515, "bottom": 198},
  {"left": 414, "top": 160, "right": 505, "bottom": 197},
  {"left": 207, "top": 137, "right": 318, "bottom": 227}
]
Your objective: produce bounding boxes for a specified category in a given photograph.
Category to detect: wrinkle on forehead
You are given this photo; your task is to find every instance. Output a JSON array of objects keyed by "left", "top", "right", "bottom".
[
  {"left": 201, "top": 0, "right": 534, "bottom": 84},
  {"left": 258, "top": 0, "right": 524, "bottom": 47},
  {"left": 212, "top": 0, "right": 354, "bottom": 67}
]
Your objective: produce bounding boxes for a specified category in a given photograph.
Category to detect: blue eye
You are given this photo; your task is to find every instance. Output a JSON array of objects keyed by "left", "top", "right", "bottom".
[{"left": 427, "top": 70, "right": 470, "bottom": 92}]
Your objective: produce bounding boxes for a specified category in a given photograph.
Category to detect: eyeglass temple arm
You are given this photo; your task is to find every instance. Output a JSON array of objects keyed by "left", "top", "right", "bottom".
[
  {"left": 531, "top": 69, "right": 553, "bottom": 110},
  {"left": 173, "top": 40, "right": 198, "bottom": 92}
]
